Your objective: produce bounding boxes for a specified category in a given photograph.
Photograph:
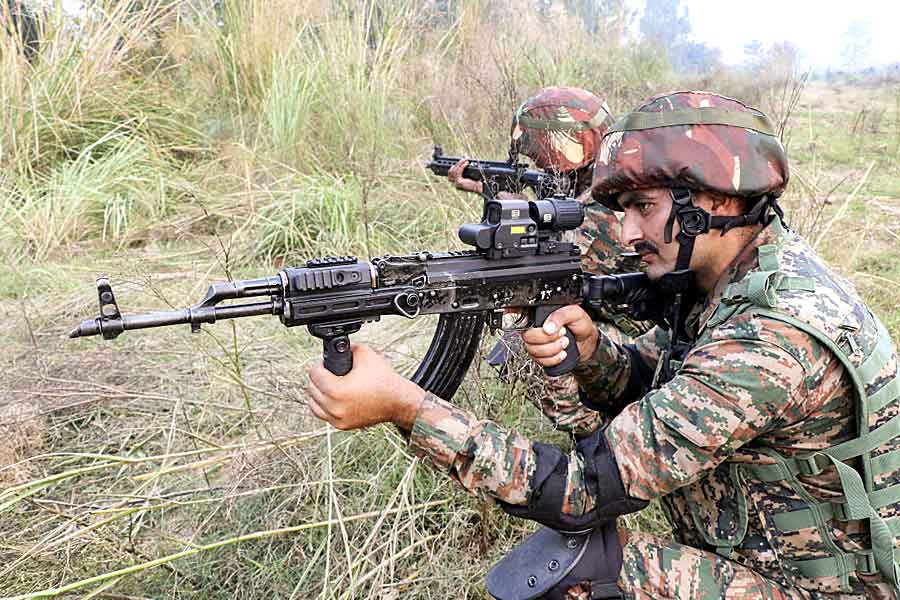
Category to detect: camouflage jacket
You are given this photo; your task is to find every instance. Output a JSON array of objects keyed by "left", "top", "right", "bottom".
[
  {"left": 409, "top": 218, "right": 900, "bottom": 599},
  {"left": 524, "top": 196, "right": 648, "bottom": 436}
]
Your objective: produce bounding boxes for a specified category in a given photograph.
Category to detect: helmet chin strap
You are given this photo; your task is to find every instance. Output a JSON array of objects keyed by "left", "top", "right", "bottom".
[
  {"left": 651, "top": 188, "right": 782, "bottom": 387},
  {"left": 662, "top": 188, "right": 783, "bottom": 277}
]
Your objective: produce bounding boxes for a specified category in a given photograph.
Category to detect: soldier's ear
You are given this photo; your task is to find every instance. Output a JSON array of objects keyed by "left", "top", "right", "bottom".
[{"left": 697, "top": 192, "right": 745, "bottom": 216}]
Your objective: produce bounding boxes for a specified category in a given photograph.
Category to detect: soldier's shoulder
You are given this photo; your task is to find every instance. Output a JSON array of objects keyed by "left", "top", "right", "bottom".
[
  {"left": 706, "top": 310, "right": 819, "bottom": 367},
  {"left": 776, "top": 232, "right": 873, "bottom": 341}
]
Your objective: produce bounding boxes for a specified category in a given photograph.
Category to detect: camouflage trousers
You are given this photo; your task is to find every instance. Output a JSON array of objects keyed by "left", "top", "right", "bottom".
[
  {"left": 614, "top": 531, "right": 807, "bottom": 600},
  {"left": 565, "top": 530, "right": 808, "bottom": 600}
]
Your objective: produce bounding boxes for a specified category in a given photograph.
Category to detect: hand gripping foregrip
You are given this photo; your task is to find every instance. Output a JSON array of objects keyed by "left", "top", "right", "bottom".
[
  {"left": 309, "top": 322, "right": 363, "bottom": 376},
  {"left": 534, "top": 305, "right": 580, "bottom": 377}
]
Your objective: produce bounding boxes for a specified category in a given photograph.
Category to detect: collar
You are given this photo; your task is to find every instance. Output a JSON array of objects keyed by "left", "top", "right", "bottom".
[{"left": 696, "top": 217, "right": 788, "bottom": 332}]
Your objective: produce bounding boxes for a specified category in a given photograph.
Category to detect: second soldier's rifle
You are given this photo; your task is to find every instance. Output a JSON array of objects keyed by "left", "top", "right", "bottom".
[
  {"left": 70, "top": 194, "right": 648, "bottom": 401},
  {"left": 425, "top": 146, "right": 574, "bottom": 200}
]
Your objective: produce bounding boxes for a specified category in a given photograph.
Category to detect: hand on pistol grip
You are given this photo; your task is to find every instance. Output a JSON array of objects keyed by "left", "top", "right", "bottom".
[{"left": 533, "top": 306, "right": 581, "bottom": 376}]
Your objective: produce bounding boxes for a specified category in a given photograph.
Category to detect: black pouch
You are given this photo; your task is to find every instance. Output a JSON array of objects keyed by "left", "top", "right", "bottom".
[{"left": 485, "top": 523, "right": 623, "bottom": 600}]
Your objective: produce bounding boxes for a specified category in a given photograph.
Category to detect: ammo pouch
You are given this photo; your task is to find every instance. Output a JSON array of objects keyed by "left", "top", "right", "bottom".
[{"left": 485, "top": 523, "right": 623, "bottom": 600}]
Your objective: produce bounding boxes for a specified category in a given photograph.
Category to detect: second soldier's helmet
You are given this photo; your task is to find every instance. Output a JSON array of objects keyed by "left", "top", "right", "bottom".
[
  {"left": 510, "top": 86, "right": 614, "bottom": 173},
  {"left": 591, "top": 91, "right": 789, "bottom": 210}
]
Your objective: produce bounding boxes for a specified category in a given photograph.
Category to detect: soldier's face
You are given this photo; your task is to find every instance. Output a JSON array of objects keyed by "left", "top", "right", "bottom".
[{"left": 619, "top": 188, "right": 681, "bottom": 281}]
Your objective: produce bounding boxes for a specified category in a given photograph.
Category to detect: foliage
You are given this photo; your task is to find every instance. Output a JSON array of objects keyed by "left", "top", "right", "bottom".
[
  {"left": 0, "top": 1, "right": 897, "bottom": 599},
  {"left": 638, "top": 0, "right": 720, "bottom": 74}
]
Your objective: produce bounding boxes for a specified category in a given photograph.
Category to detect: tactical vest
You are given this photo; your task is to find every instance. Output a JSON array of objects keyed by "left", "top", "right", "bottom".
[{"left": 663, "top": 220, "right": 900, "bottom": 597}]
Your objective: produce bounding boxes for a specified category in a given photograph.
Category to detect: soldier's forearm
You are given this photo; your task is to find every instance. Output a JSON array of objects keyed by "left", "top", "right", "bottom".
[
  {"left": 533, "top": 373, "right": 605, "bottom": 436},
  {"left": 572, "top": 326, "right": 633, "bottom": 408},
  {"left": 408, "top": 393, "right": 534, "bottom": 505}
]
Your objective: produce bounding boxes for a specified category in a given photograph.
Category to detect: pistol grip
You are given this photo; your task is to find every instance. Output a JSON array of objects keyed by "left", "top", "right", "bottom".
[{"left": 533, "top": 306, "right": 580, "bottom": 377}]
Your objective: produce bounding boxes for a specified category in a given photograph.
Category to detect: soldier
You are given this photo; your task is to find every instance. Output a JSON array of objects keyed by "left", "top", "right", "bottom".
[
  {"left": 308, "top": 91, "right": 900, "bottom": 599},
  {"left": 447, "top": 86, "right": 627, "bottom": 277},
  {"left": 451, "top": 86, "right": 647, "bottom": 436}
]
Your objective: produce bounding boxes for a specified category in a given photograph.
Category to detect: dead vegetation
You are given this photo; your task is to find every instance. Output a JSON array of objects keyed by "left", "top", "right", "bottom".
[{"left": 0, "top": 1, "right": 898, "bottom": 598}]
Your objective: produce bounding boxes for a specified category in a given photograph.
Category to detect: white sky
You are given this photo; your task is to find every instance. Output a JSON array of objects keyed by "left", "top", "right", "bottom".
[
  {"left": 53, "top": 0, "right": 900, "bottom": 70},
  {"left": 633, "top": 0, "right": 900, "bottom": 69}
]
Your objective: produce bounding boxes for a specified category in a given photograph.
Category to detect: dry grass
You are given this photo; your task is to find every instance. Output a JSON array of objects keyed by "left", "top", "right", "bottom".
[{"left": 0, "top": 1, "right": 898, "bottom": 598}]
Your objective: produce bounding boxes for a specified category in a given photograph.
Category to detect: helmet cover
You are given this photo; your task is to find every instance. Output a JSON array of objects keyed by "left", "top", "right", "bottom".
[
  {"left": 511, "top": 86, "right": 614, "bottom": 172},
  {"left": 591, "top": 91, "right": 789, "bottom": 210}
]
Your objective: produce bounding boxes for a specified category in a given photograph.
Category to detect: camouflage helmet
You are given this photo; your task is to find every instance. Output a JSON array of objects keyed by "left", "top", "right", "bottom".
[
  {"left": 591, "top": 91, "right": 789, "bottom": 210},
  {"left": 510, "top": 86, "right": 615, "bottom": 173}
]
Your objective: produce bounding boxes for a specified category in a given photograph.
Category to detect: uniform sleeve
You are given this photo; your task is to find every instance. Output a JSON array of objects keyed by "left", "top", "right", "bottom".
[
  {"left": 408, "top": 393, "right": 596, "bottom": 515},
  {"left": 573, "top": 324, "right": 667, "bottom": 410},
  {"left": 533, "top": 320, "right": 639, "bottom": 434},
  {"left": 606, "top": 319, "right": 815, "bottom": 501},
  {"left": 576, "top": 201, "right": 625, "bottom": 275},
  {"left": 408, "top": 393, "right": 534, "bottom": 505},
  {"left": 409, "top": 318, "right": 826, "bottom": 518},
  {"left": 533, "top": 373, "right": 604, "bottom": 436}
]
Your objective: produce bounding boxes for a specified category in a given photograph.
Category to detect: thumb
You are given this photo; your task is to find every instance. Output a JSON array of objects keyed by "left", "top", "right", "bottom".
[
  {"left": 543, "top": 305, "right": 592, "bottom": 338},
  {"left": 308, "top": 359, "right": 341, "bottom": 394}
]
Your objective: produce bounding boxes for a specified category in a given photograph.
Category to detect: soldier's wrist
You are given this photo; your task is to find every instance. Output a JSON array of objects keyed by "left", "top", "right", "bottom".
[
  {"left": 391, "top": 380, "right": 426, "bottom": 432},
  {"left": 572, "top": 326, "right": 603, "bottom": 377}
]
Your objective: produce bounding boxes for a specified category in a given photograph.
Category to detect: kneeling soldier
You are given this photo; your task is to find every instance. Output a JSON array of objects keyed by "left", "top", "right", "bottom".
[{"left": 308, "top": 91, "right": 900, "bottom": 600}]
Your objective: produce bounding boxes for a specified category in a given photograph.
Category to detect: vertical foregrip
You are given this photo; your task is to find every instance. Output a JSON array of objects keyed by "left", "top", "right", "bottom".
[{"left": 322, "top": 335, "right": 353, "bottom": 376}]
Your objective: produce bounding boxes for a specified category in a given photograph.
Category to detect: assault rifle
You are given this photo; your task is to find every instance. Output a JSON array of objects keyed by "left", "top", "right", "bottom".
[
  {"left": 425, "top": 146, "right": 573, "bottom": 200},
  {"left": 70, "top": 195, "right": 647, "bottom": 401}
]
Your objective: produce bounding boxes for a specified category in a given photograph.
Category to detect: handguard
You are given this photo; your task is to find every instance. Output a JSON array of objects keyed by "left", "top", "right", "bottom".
[{"left": 485, "top": 522, "right": 624, "bottom": 600}]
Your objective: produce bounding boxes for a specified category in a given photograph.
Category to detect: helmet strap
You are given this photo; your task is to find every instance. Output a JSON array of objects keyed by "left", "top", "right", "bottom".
[
  {"left": 664, "top": 188, "right": 784, "bottom": 273},
  {"left": 653, "top": 188, "right": 784, "bottom": 385},
  {"left": 664, "top": 188, "right": 705, "bottom": 274}
]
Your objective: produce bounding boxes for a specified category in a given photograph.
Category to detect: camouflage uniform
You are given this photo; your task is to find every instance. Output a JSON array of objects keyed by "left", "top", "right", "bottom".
[
  {"left": 503, "top": 87, "right": 649, "bottom": 436},
  {"left": 412, "top": 92, "right": 900, "bottom": 599},
  {"left": 411, "top": 215, "right": 900, "bottom": 599}
]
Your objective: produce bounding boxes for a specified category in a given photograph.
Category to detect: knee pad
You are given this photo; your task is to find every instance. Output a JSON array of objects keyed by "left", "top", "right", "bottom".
[
  {"left": 500, "top": 432, "right": 647, "bottom": 531},
  {"left": 485, "top": 521, "right": 624, "bottom": 600}
]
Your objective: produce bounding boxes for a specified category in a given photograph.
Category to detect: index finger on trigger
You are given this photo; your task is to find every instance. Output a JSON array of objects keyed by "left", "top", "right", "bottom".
[
  {"left": 549, "top": 305, "right": 590, "bottom": 331},
  {"left": 521, "top": 326, "right": 556, "bottom": 345}
]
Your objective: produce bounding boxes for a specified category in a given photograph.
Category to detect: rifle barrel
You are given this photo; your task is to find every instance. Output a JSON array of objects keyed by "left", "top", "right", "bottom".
[{"left": 68, "top": 300, "right": 281, "bottom": 339}]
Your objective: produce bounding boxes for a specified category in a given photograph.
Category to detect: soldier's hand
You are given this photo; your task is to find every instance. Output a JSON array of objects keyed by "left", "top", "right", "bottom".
[
  {"left": 448, "top": 158, "right": 484, "bottom": 194},
  {"left": 522, "top": 305, "right": 598, "bottom": 368},
  {"left": 307, "top": 345, "right": 425, "bottom": 431}
]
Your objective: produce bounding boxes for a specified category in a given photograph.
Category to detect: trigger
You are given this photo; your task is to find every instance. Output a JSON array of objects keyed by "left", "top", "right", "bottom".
[{"left": 501, "top": 311, "right": 531, "bottom": 332}]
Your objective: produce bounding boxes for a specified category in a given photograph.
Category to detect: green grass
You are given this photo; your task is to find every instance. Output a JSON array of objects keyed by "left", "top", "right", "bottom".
[{"left": 0, "top": 1, "right": 899, "bottom": 598}]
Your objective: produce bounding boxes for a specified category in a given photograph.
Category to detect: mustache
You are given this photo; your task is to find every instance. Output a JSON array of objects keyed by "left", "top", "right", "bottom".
[{"left": 633, "top": 240, "right": 660, "bottom": 255}]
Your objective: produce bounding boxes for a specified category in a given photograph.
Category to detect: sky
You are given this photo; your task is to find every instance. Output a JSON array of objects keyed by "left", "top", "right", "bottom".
[
  {"left": 633, "top": 0, "right": 900, "bottom": 70},
  {"left": 50, "top": 0, "right": 900, "bottom": 70}
]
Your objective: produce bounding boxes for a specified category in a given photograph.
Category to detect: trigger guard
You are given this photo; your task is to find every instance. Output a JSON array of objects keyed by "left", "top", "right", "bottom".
[{"left": 500, "top": 310, "right": 532, "bottom": 332}]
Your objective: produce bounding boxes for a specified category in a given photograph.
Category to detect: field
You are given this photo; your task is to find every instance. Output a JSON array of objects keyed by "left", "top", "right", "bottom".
[{"left": 1, "top": 1, "right": 898, "bottom": 599}]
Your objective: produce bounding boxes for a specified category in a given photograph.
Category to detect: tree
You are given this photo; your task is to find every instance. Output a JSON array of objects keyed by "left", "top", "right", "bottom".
[
  {"left": 842, "top": 19, "right": 873, "bottom": 71},
  {"left": 563, "top": 0, "right": 633, "bottom": 40},
  {"left": 639, "top": 0, "right": 719, "bottom": 75},
  {"left": 639, "top": 0, "right": 690, "bottom": 56},
  {"left": 743, "top": 39, "right": 764, "bottom": 69}
]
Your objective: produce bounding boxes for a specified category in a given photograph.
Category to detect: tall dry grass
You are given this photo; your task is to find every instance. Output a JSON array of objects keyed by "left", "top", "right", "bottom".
[
  {"left": 2, "top": 1, "right": 896, "bottom": 599},
  {"left": 0, "top": 0, "right": 201, "bottom": 260}
]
